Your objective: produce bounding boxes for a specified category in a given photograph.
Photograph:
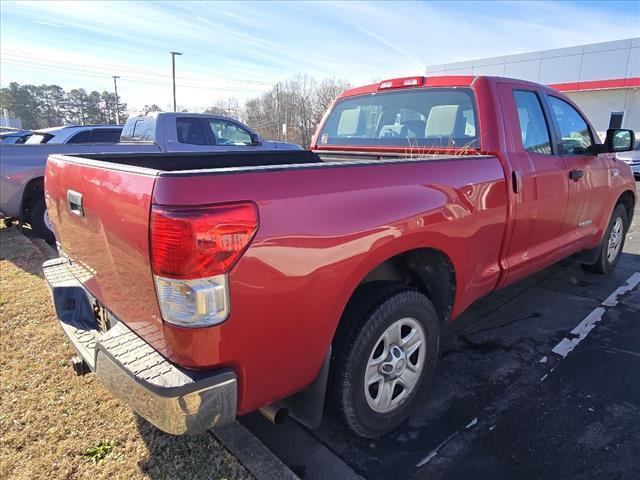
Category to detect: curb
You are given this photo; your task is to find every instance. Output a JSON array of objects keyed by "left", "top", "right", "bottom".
[{"left": 213, "top": 421, "right": 300, "bottom": 480}]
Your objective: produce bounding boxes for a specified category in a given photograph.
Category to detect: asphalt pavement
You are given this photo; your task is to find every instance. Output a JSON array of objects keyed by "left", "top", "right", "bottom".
[{"left": 241, "top": 185, "right": 640, "bottom": 480}]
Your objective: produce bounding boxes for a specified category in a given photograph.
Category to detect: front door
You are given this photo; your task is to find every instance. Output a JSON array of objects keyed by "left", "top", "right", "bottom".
[{"left": 544, "top": 95, "right": 612, "bottom": 243}]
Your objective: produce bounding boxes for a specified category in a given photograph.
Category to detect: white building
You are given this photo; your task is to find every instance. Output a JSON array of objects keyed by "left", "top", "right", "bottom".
[{"left": 425, "top": 38, "right": 639, "bottom": 138}]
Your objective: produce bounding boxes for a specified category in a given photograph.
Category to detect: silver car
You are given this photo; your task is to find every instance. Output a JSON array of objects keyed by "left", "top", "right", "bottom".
[{"left": 616, "top": 143, "right": 640, "bottom": 179}]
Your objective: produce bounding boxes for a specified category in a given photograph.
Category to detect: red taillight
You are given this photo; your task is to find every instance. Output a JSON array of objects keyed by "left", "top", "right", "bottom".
[{"left": 151, "top": 202, "right": 258, "bottom": 280}]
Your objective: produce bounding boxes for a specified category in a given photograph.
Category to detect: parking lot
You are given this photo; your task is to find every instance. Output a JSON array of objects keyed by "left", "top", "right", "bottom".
[{"left": 239, "top": 183, "right": 640, "bottom": 480}]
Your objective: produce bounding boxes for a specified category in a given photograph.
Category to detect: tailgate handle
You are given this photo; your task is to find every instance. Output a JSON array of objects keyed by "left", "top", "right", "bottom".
[{"left": 67, "top": 190, "right": 84, "bottom": 217}]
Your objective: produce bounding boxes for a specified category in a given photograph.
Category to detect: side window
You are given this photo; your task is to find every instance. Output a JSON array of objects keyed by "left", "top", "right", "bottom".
[
  {"left": 513, "top": 90, "right": 552, "bottom": 155},
  {"left": 66, "top": 130, "right": 92, "bottom": 144},
  {"left": 176, "top": 117, "right": 209, "bottom": 145},
  {"left": 548, "top": 96, "right": 593, "bottom": 155},
  {"left": 91, "top": 129, "right": 121, "bottom": 143},
  {"left": 208, "top": 119, "right": 253, "bottom": 146}
]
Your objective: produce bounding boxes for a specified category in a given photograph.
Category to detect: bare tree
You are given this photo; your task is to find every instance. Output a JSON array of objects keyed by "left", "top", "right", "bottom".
[{"left": 242, "top": 75, "right": 350, "bottom": 147}]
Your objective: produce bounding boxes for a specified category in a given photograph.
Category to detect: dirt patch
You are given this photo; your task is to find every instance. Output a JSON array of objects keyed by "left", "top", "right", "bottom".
[{"left": 0, "top": 225, "right": 252, "bottom": 480}]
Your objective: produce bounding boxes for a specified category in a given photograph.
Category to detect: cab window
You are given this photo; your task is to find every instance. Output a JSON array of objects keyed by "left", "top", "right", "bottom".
[
  {"left": 319, "top": 88, "right": 479, "bottom": 148},
  {"left": 176, "top": 117, "right": 209, "bottom": 145},
  {"left": 208, "top": 119, "right": 253, "bottom": 146},
  {"left": 548, "top": 96, "right": 593, "bottom": 155},
  {"left": 121, "top": 117, "right": 155, "bottom": 142},
  {"left": 513, "top": 90, "right": 552, "bottom": 155}
]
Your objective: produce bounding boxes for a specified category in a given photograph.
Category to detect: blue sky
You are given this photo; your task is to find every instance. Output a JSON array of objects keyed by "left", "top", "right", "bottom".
[{"left": 1, "top": 0, "right": 638, "bottom": 111}]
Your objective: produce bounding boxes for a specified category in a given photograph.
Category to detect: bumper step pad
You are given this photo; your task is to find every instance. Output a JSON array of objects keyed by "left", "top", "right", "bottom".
[{"left": 43, "top": 257, "right": 237, "bottom": 434}]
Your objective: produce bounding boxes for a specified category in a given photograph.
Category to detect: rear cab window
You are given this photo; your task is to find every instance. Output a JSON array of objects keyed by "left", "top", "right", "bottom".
[
  {"left": 317, "top": 88, "right": 479, "bottom": 149},
  {"left": 120, "top": 117, "right": 155, "bottom": 142}
]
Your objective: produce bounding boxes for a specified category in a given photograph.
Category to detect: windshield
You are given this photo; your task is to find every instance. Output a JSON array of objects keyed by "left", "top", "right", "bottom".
[{"left": 318, "top": 87, "right": 479, "bottom": 149}]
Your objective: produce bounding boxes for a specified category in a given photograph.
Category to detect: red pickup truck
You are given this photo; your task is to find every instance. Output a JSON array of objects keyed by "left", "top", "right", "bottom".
[{"left": 43, "top": 75, "right": 636, "bottom": 438}]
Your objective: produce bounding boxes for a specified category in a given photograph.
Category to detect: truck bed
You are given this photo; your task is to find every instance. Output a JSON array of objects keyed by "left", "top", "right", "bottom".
[{"left": 60, "top": 149, "right": 489, "bottom": 173}]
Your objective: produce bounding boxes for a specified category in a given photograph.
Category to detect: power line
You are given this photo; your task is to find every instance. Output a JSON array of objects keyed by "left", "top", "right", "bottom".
[
  {"left": 1, "top": 50, "right": 272, "bottom": 87},
  {"left": 1, "top": 58, "right": 268, "bottom": 93}
]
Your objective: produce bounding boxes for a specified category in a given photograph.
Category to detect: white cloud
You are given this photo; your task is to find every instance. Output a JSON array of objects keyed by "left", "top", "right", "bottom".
[{"left": 2, "top": 0, "right": 638, "bottom": 110}]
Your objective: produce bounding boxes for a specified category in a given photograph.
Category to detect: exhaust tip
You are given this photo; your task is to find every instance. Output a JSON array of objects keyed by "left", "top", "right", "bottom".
[
  {"left": 70, "top": 356, "right": 90, "bottom": 376},
  {"left": 259, "top": 403, "right": 290, "bottom": 425},
  {"left": 273, "top": 407, "right": 289, "bottom": 425}
]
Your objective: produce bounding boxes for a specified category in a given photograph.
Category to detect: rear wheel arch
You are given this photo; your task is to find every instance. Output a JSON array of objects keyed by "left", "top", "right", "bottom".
[
  {"left": 20, "top": 176, "right": 45, "bottom": 222},
  {"left": 344, "top": 247, "right": 457, "bottom": 326},
  {"left": 328, "top": 248, "right": 455, "bottom": 376}
]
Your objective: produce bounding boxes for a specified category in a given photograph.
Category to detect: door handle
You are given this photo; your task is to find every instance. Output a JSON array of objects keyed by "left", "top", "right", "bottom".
[
  {"left": 512, "top": 170, "right": 521, "bottom": 194},
  {"left": 568, "top": 169, "right": 584, "bottom": 182},
  {"left": 67, "top": 190, "right": 84, "bottom": 217}
]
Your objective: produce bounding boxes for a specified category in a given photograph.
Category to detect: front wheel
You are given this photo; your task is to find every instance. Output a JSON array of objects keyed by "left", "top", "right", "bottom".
[
  {"left": 582, "top": 204, "right": 628, "bottom": 274},
  {"left": 329, "top": 286, "right": 440, "bottom": 438}
]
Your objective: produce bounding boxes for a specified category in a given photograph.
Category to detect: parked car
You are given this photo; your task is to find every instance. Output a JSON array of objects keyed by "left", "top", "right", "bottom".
[
  {"left": 0, "top": 129, "right": 32, "bottom": 144},
  {"left": 24, "top": 125, "right": 123, "bottom": 145},
  {"left": 616, "top": 142, "right": 640, "bottom": 179},
  {"left": 0, "top": 114, "right": 300, "bottom": 242},
  {"left": 1, "top": 124, "right": 124, "bottom": 241},
  {"left": 43, "top": 76, "right": 635, "bottom": 439}
]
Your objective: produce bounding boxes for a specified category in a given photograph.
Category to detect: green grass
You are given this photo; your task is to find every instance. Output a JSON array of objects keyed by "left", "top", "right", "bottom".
[{"left": 84, "top": 440, "right": 116, "bottom": 463}]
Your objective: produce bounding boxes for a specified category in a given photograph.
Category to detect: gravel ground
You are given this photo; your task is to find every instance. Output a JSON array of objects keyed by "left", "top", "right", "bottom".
[{"left": 0, "top": 225, "right": 253, "bottom": 480}]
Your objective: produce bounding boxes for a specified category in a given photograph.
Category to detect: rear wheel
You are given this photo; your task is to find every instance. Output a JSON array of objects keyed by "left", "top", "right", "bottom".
[
  {"left": 581, "top": 204, "right": 627, "bottom": 274},
  {"left": 29, "top": 196, "right": 55, "bottom": 244},
  {"left": 329, "top": 284, "right": 440, "bottom": 438}
]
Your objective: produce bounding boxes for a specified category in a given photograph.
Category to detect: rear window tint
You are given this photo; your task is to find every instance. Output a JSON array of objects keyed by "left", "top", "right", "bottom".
[{"left": 177, "top": 117, "right": 210, "bottom": 145}]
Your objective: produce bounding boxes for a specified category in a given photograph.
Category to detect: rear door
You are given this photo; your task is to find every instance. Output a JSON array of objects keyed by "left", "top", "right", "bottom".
[
  {"left": 543, "top": 95, "right": 612, "bottom": 241},
  {"left": 497, "top": 83, "right": 570, "bottom": 286}
]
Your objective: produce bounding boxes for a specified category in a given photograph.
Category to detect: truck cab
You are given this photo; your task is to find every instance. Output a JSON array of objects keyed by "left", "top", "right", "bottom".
[{"left": 120, "top": 112, "right": 302, "bottom": 151}]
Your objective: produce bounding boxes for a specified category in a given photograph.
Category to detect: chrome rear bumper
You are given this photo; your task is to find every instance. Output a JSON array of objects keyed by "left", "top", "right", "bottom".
[{"left": 43, "top": 257, "right": 237, "bottom": 435}]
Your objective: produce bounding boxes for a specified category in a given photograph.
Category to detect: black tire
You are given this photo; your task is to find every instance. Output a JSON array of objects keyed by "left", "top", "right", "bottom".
[
  {"left": 581, "top": 204, "right": 628, "bottom": 274},
  {"left": 29, "top": 196, "right": 55, "bottom": 244},
  {"left": 329, "top": 283, "right": 440, "bottom": 438}
]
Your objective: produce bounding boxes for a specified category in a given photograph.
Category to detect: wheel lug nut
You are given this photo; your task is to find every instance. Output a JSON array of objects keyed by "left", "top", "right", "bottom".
[{"left": 382, "top": 364, "right": 393, "bottom": 373}]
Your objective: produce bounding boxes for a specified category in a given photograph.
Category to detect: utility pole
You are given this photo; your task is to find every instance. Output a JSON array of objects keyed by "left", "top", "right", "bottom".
[
  {"left": 170, "top": 51, "right": 182, "bottom": 111},
  {"left": 112, "top": 75, "right": 120, "bottom": 124},
  {"left": 275, "top": 82, "right": 280, "bottom": 141}
]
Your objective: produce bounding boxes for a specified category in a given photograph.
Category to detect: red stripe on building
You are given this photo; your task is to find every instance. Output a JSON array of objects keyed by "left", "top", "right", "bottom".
[{"left": 550, "top": 77, "right": 640, "bottom": 92}]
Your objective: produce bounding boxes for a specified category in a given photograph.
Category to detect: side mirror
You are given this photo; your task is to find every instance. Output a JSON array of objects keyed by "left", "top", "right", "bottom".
[
  {"left": 250, "top": 133, "right": 262, "bottom": 146},
  {"left": 605, "top": 128, "right": 634, "bottom": 153}
]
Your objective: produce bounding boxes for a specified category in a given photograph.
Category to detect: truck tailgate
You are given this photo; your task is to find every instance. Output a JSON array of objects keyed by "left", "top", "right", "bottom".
[{"left": 44, "top": 155, "right": 166, "bottom": 355}]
